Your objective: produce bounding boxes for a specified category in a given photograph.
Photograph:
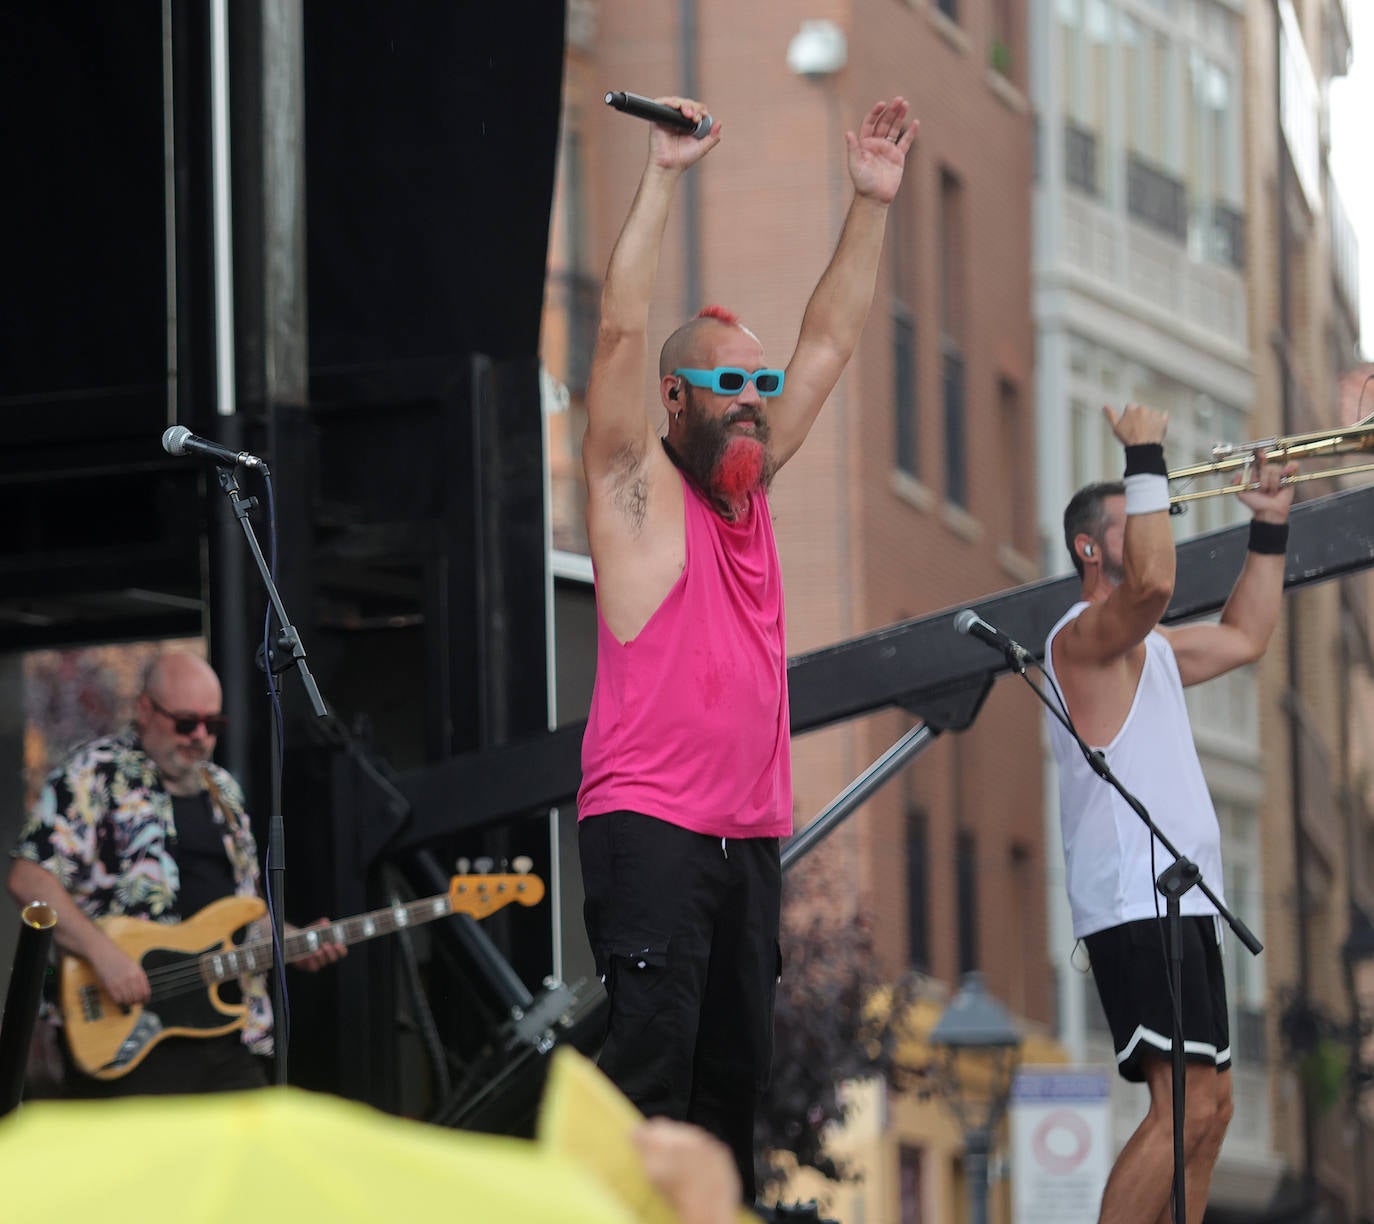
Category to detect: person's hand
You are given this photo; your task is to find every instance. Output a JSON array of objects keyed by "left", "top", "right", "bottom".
[
  {"left": 288, "top": 919, "right": 347, "bottom": 972},
  {"left": 647, "top": 96, "right": 722, "bottom": 173},
  {"left": 88, "top": 937, "right": 151, "bottom": 1007},
  {"left": 846, "top": 98, "right": 917, "bottom": 204},
  {"left": 1236, "top": 455, "right": 1298, "bottom": 523},
  {"left": 631, "top": 1117, "right": 742, "bottom": 1224},
  {"left": 1104, "top": 403, "right": 1168, "bottom": 449}
]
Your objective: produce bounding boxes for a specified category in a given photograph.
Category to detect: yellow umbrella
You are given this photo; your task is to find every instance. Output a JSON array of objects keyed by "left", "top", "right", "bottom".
[
  {"left": 1, "top": 1048, "right": 754, "bottom": 1222},
  {"left": 0, "top": 1079, "right": 636, "bottom": 1223}
]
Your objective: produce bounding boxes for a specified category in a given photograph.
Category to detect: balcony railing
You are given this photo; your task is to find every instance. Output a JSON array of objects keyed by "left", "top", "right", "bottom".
[{"left": 1127, "top": 154, "right": 1188, "bottom": 243}]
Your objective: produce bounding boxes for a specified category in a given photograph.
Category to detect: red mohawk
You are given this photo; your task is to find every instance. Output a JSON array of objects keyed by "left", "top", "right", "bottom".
[{"left": 695, "top": 304, "right": 740, "bottom": 326}]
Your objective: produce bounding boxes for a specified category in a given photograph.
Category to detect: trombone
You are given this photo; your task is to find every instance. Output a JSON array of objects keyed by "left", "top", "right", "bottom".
[{"left": 1168, "top": 413, "right": 1374, "bottom": 509}]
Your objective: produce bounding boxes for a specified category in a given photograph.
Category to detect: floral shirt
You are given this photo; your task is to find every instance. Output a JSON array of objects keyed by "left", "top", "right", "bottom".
[{"left": 11, "top": 729, "right": 272, "bottom": 1054}]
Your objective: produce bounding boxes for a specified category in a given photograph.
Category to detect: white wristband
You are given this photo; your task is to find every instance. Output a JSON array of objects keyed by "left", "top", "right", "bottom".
[{"left": 1124, "top": 473, "right": 1169, "bottom": 516}]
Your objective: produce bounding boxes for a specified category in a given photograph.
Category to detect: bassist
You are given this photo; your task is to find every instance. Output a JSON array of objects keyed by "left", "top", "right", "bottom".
[{"left": 6, "top": 651, "right": 343, "bottom": 1096}]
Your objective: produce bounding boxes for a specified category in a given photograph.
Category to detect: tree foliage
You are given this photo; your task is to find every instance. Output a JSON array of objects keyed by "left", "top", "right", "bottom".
[{"left": 754, "top": 859, "right": 926, "bottom": 1194}]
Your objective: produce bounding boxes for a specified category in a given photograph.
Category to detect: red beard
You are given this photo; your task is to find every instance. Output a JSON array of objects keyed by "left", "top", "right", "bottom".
[{"left": 711, "top": 436, "right": 767, "bottom": 503}]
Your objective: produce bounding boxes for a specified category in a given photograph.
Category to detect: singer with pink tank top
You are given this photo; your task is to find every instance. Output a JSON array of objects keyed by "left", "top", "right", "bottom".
[
  {"left": 578, "top": 471, "right": 792, "bottom": 839},
  {"left": 576, "top": 93, "right": 914, "bottom": 1206}
]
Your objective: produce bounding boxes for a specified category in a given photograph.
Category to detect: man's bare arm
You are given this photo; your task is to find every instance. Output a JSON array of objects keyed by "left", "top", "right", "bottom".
[
  {"left": 583, "top": 98, "right": 721, "bottom": 487},
  {"left": 768, "top": 98, "right": 917, "bottom": 467},
  {"left": 6, "top": 857, "right": 150, "bottom": 1005},
  {"left": 1164, "top": 460, "right": 1296, "bottom": 685},
  {"left": 1055, "top": 405, "right": 1176, "bottom": 668}
]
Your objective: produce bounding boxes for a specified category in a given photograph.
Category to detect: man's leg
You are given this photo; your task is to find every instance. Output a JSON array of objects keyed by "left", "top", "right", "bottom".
[
  {"left": 579, "top": 812, "right": 719, "bottom": 1120},
  {"left": 1085, "top": 917, "right": 1234, "bottom": 1224},
  {"left": 1098, "top": 1057, "right": 1229, "bottom": 1224},
  {"left": 687, "top": 836, "right": 781, "bottom": 1204}
]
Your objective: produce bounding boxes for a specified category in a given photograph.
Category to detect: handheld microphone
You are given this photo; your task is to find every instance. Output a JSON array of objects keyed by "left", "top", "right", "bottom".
[
  {"left": 162, "top": 425, "right": 268, "bottom": 472},
  {"left": 604, "top": 91, "right": 715, "bottom": 138},
  {"left": 953, "top": 608, "right": 1032, "bottom": 669}
]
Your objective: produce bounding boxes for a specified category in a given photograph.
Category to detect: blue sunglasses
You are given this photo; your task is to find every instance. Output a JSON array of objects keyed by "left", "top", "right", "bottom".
[{"left": 674, "top": 367, "right": 786, "bottom": 397}]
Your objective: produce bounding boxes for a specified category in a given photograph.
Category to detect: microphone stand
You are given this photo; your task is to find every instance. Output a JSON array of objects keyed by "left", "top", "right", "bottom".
[
  {"left": 995, "top": 639, "right": 1261, "bottom": 1224},
  {"left": 216, "top": 464, "right": 328, "bottom": 1087}
]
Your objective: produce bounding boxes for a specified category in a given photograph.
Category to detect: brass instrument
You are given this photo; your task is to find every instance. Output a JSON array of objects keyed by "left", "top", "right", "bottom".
[{"left": 1168, "top": 413, "right": 1374, "bottom": 508}]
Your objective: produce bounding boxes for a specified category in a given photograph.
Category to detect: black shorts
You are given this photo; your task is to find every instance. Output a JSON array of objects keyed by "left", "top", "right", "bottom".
[{"left": 1083, "top": 915, "right": 1231, "bottom": 1084}]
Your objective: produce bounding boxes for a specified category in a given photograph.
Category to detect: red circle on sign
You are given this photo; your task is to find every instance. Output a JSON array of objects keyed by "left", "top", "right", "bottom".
[{"left": 1031, "top": 1108, "right": 1092, "bottom": 1174}]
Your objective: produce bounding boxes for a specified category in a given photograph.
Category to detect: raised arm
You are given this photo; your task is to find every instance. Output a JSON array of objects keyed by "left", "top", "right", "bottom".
[
  {"left": 1056, "top": 405, "right": 1176, "bottom": 667},
  {"left": 767, "top": 98, "right": 917, "bottom": 467},
  {"left": 1162, "top": 458, "right": 1296, "bottom": 685},
  {"left": 582, "top": 98, "right": 721, "bottom": 485}
]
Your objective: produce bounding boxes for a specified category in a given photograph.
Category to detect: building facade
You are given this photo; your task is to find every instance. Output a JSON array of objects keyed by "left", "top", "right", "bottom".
[{"left": 1033, "top": 0, "right": 1371, "bottom": 1217}]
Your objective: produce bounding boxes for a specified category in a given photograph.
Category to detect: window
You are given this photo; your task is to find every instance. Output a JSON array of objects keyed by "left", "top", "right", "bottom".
[
  {"left": 956, "top": 830, "right": 979, "bottom": 974},
  {"left": 999, "top": 378, "right": 1033, "bottom": 554},
  {"left": 891, "top": 182, "right": 919, "bottom": 477},
  {"left": 899, "top": 1145, "right": 925, "bottom": 1223},
  {"left": 989, "top": 0, "right": 1014, "bottom": 80},
  {"left": 907, "top": 806, "right": 931, "bottom": 972},
  {"left": 938, "top": 170, "right": 967, "bottom": 508}
]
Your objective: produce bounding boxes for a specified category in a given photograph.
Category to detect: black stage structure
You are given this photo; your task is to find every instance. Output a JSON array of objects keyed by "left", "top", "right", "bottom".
[{"left": 5, "top": 1, "right": 1374, "bottom": 1140}]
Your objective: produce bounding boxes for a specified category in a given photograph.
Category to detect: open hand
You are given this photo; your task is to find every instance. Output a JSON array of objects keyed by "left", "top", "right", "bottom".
[{"left": 846, "top": 98, "right": 917, "bottom": 203}]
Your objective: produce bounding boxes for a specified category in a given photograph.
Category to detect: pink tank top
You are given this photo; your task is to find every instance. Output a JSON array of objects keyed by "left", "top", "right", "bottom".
[{"left": 577, "top": 473, "right": 792, "bottom": 838}]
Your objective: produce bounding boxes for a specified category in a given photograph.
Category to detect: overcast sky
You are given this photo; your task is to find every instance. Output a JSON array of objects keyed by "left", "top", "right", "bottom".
[{"left": 1328, "top": 6, "right": 1371, "bottom": 359}]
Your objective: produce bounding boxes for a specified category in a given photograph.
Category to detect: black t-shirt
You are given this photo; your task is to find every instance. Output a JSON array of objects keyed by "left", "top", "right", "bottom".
[{"left": 169, "top": 791, "right": 237, "bottom": 920}]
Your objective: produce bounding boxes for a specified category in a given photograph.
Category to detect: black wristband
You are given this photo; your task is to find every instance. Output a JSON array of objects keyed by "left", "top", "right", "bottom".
[
  {"left": 1123, "top": 443, "right": 1167, "bottom": 477},
  {"left": 1248, "top": 519, "right": 1289, "bottom": 555}
]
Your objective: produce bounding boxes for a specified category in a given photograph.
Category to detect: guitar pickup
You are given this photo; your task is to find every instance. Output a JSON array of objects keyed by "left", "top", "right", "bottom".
[{"left": 79, "top": 984, "right": 103, "bottom": 1021}]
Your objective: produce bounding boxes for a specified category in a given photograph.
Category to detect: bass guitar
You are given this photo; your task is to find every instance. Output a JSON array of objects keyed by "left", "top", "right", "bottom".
[{"left": 60, "top": 871, "right": 544, "bottom": 1080}]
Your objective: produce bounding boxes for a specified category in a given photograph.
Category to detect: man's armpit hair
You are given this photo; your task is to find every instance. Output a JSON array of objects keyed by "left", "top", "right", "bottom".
[{"left": 609, "top": 440, "right": 649, "bottom": 531}]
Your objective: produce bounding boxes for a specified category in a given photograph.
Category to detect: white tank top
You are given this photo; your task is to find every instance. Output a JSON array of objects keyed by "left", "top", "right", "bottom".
[{"left": 1043, "top": 602, "right": 1224, "bottom": 939}]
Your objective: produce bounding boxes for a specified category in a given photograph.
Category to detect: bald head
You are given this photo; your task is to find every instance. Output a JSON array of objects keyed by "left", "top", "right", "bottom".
[
  {"left": 143, "top": 652, "right": 221, "bottom": 707},
  {"left": 136, "top": 652, "right": 223, "bottom": 795},
  {"left": 658, "top": 316, "right": 762, "bottom": 377}
]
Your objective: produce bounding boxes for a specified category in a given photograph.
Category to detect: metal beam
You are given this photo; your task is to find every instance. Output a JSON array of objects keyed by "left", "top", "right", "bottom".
[{"left": 378, "top": 483, "right": 1374, "bottom": 859}]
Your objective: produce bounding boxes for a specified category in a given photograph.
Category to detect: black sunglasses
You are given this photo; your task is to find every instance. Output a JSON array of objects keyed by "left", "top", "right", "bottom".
[{"left": 146, "top": 694, "right": 228, "bottom": 737}]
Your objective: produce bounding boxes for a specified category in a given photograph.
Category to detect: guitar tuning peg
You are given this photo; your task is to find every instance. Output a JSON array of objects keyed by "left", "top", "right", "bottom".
[
  {"left": 512, "top": 855, "right": 533, "bottom": 875},
  {"left": 455, "top": 857, "right": 471, "bottom": 875},
  {"left": 473, "top": 856, "right": 494, "bottom": 874}
]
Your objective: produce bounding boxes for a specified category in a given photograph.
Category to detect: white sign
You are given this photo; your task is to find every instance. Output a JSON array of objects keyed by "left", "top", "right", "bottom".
[{"left": 1009, "top": 1067, "right": 1111, "bottom": 1224}]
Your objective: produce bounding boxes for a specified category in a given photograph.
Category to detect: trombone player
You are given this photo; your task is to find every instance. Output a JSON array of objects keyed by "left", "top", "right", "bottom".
[{"left": 1042, "top": 404, "right": 1295, "bottom": 1224}]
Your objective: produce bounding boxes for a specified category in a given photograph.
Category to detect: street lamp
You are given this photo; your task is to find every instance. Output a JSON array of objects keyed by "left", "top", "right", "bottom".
[{"left": 928, "top": 972, "right": 1023, "bottom": 1224}]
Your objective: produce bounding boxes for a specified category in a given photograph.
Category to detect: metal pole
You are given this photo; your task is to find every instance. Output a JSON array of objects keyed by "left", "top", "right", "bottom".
[
  {"left": 781, "top": 724, "right": 940, "bottom": 871},
  {"left": 0, "top": 903, "right": 57, "bottom": 1117},
  {"left": 965, "top": 1125, "right": 991, "bottom": 1224}
]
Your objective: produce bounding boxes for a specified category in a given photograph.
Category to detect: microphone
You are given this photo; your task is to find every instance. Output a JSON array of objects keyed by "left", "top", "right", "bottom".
[
  {"left": 161, "top": 425, "right": 268, "bottom": 472},
  {"left": 953, "top": 608, "right": 1032, "bottom": 669},
  {"left": 604, "top": 91, "right": 714, "bottom": 138}
]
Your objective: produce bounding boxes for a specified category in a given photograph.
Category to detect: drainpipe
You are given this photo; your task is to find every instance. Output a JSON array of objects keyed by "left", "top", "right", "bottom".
[{"left": 679, "top": 0, "right": 701, "bottom": 317}]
